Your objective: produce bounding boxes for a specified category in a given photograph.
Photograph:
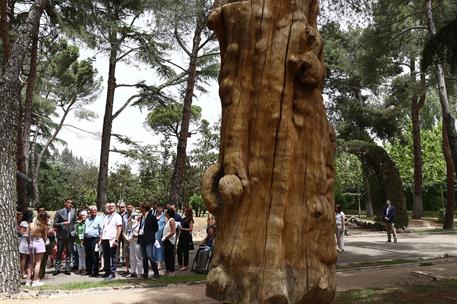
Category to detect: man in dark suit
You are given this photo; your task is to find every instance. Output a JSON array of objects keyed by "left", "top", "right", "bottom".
[
  {"left": 138, "top": 203, "right": 160, "bottom": 279},
  {"left": 383, "top": 200, "right": 397, "bottom": 243},
  {"left": 53, "top": 198, "right": 76, "bottom": 275}
]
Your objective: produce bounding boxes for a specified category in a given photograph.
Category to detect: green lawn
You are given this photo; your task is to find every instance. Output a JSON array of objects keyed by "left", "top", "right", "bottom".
[
  {"left": 335, "top": 279, "right": 457, "bottom": 304},
  {"left": 25, "top": 274, "right": 207, "bottom": 291}
]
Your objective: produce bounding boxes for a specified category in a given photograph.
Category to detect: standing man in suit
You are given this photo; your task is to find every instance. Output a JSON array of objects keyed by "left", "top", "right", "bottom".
[
  {"left": 383, "top": 200, "right": 397, "bottom": 243},
  {"left": 138, "top": 203, "right": 160, "bottom": 279},
  {"left": 53, "top": 198, "right": 76, "bottom": 275}
]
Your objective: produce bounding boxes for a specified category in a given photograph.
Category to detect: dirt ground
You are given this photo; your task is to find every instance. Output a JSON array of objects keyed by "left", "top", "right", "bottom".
[{"left": 5, "top": 262, "right": 457, "bottom": 304}]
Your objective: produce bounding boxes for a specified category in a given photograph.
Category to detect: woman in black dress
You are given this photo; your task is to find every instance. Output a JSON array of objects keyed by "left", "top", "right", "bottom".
[{"left": 177, "top": 208, "right": 194, "bottom": 271}]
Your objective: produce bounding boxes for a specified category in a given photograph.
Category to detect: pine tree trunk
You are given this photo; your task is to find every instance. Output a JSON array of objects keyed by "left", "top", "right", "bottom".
[
  {"left": 362, "top": 158, "right": 374, "bottom": 217},
  {"left": 96, "top": 33, "right": 118, "bottom": 210},
  {"left": 425, "top": 0, "right": 457, "bottom": 178},
  {"left": 0, "top": 0, "right": 11, "bottom": 65},
  {"left": 169, "top": 21, "right": 203, "bottom": 207},
  {"left": 442, "top": 127, "right": 455, "bottom": 229},
  {"left": 411, "top": 62, "right": 426, "bottom": 219},
  {"left": 16, "top": 32, "right": 39, "bottom": 211},
  {"left": 202, "top": 1, "right": 336, "bottom": 303},
  {"left": 0, "top": 0, "right": 46, "bottom": 294}
]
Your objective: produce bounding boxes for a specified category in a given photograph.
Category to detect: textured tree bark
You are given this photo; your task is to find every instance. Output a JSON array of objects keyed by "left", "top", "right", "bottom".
[
  {"left": 425, "top": 0, "right": 457, "bottom": 178},
  {"left": 96, "top": 31, "right": 118, "bottom": 210},
  {"left": 442, "top": 127, "right": 455, "bottom": 229},
  {"left": 16, "top": 31, "right": 39, "bottom": 211},
  {"left": 169, "top": 6, "right": 204, "bottom": 206},
  {"left": 0, "top": 0, "right": 47, "bottom": 294},
  {"left": 0, "top": 0, "right": 12, "bottom": 64},
  {"left": 411, "top": 61, "right": 426, "bottom": 219},
  {"left": 202, "top": 1, "right": 336, "bottom": 303}
]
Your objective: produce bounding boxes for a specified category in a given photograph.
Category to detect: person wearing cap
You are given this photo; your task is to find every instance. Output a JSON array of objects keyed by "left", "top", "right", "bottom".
[
  {"left": 74, "top": 210, "right": 87, "bottom": 274},
  {"left": 18, "top": 221, "right": 30, "bottom": 278},
  {"left": 383, "top": 200, "right": 397, "bottom": 243}
]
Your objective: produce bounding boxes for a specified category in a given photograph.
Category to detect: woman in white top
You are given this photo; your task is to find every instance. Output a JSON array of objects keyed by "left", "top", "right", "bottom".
[
  {"left": 162, "top": 208, "right": 176, "bottom": 276},
  {"left": 335, "top": 204, "right": 345, "bottom": 252}
]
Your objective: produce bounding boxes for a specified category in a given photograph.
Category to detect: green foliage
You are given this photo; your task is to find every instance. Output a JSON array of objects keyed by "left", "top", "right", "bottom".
[
  {"left": 39, "top": 148, "right": 98, "bottom": 210},
  {"left": 146, "top": 103, "right": 202, "bottom": 139},
  {"left": 189, "top": 193, "right": 206, "bottom": 217},
  {"left": 387, "top": 124, "right": 446, "bottom": 189},
  {"left": 422, "top": 7, "right": 457, "bottom": 73}
]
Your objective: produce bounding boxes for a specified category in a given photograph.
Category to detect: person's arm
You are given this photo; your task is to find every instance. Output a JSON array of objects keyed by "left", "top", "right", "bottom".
[
  {"left": 181, "top": 220, "right": 193, "bottom": 232},
  {"left": 114, "top": 224, "right": 122, "bottom": 245},
  {"left": 53, "top": 211, "right": 62, "bottom": 228},
  {"left": 341, "top": 213, "right": 345, "bottom": 232},
  {"left": 162, "top": 219, "right": 176, "bottom": 241}
]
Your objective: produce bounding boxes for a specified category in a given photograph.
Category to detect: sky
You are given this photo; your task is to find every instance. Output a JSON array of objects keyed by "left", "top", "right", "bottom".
[{"left": 57, "top": 47, "right": 221, "bottom": 170}]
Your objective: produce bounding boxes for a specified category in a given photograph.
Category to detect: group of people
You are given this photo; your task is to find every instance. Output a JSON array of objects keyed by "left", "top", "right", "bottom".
[
  {"left": 16, "top": 198, "right": 216, "bottom": 287},
  {"left": 335, "top": 200, "right": 397, "bottom": 252}
]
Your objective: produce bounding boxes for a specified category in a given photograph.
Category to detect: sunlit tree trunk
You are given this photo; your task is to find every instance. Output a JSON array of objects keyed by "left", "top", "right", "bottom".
[
  {"left": 202, "top": 1, "right": 336, "bottom": 303},
  {"left": 0, "top": 0, "right": 47, "bottom": 294}
]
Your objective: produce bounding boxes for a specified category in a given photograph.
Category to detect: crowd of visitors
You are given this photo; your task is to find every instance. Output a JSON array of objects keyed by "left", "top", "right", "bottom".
[{"left": 16, "top": 198, "right": 216, "bottom": 287}]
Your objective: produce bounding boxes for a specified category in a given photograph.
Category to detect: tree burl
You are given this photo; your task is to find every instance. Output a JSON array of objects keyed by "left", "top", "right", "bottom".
[{"left": 202, "top": 1, "right": 336, "bottom": 303}]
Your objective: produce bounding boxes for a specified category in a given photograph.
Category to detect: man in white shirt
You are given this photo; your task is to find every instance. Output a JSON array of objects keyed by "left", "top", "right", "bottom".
[{"left": 100, "top": 202, "right": 123, "bottom": 280}]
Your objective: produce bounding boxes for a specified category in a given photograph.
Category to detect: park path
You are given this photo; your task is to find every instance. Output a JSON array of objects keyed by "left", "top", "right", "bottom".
[
  {"left": 4, "top": 232, "right": 457, "bottom": 303},
  {"left": 4, "top": 261, "right": 457, "bottom": 304}
]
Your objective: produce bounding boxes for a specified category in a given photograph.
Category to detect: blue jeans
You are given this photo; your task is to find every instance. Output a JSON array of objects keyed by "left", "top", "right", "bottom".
[{"left": 141, "top": 243, "right": 158, "bottom": 276}]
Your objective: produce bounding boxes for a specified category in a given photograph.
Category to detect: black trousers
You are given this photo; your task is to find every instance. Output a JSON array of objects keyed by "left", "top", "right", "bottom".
[
  {"left": 56, "top": 237, "right": 74, "bottom": 271},
  {"left": 84, "top": 237, "right": 100, "bottom": 275},
  {"left": 101, "top": 240, "right": 117, "bottom": 276},
  {"left": 177, "top": 244, "right": 189, "bottom": 267},
  {"left": 163, "top": 240, "right": 175, "bottom": 272}
]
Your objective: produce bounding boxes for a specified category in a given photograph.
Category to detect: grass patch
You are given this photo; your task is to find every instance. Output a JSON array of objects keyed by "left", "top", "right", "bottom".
[
  {"left": 335, "top": 279, "right": 457, "bottom": 303},
  {"left": 337, "top": 259, "right": 418, "bottom": 270},
  {"left": 25, "top": 274, "right": 207, "bottom": 291}
]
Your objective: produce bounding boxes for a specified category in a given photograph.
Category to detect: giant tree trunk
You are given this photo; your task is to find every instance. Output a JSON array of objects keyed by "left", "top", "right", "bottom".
[
  {"left": 0, "top": 0, "right": 46, "bottom": 294},
  {"left": 96, "top": 34, "right": 118, "bottom": 210},
  {"left": 0, "top": 0, "right": 12, "bottom": 65},
  {"left": 442, "top": 127, "right": 455, "bottom": 229},
  {"left": 16, "top": 31, "right": 39, "bottom": 211},
  {"left": 169, "top": 16, "right": 203, "bottom": 206},
  {"left": 202, "top": 1, "right": 336, "bottom": 303},
  {"left": 411, "top": 63, "right": 426, "bottom": 219}
]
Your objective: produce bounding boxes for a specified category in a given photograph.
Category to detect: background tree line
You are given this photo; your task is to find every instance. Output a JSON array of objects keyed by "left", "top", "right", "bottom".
[{"left": 1, "top": 0, "right": 457, "bottom": 293}]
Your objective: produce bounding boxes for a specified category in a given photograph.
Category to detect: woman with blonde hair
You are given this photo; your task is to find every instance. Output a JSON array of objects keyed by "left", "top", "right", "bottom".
[{"left": 26, "top": 211, "right": 49, "bottom": 286}]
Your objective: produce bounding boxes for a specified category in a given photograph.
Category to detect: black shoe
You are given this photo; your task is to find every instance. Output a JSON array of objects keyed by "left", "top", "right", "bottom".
[
  {"left": 126, "top": 273, "right": 137, "bottom": 278},
  {"left": 386, "top": 240, "right": 392, "bottom": 242},
  {"left": 152, "top": 274, "right": 160, "bottom": 279},
  {"left": 64, "top": 270, "right": 71, "bottom": 275},
  {"left": 90, "top": 274, "right": 99, "bottom": 278},
  {"left": 52, "top": 270, "right": 60, "bottom": 276},
  {"left": 104, "top": 274, "right": 115, "bottom": 281},
  {"left": 141, "top": 274, "right": 148, "bottom": 279}
]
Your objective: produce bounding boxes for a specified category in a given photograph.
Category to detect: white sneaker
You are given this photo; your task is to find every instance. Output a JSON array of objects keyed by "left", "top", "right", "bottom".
[
  {"left": 31, "top": 280, "right": 44, "bottom": 287},
  {"left": 25, "top": 280, "right": 32, "bottom": 286}
]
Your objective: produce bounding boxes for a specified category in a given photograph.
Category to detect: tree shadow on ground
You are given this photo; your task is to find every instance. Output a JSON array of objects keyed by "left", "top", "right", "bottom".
[{"left": 334, "top": 279, "right": 457, "bottom": 304}]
